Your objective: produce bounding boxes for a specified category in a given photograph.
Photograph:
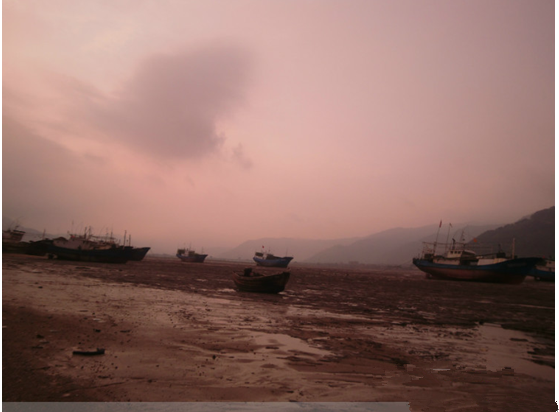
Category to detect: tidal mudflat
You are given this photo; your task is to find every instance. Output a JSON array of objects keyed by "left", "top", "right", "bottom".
[{"left": 2, "top": 254, "right": 554, "bottom": 411}]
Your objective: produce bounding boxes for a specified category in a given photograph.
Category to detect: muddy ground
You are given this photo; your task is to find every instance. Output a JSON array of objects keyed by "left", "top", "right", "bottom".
[{"left": 2, "top": 254, "right": 555, "bottom": 411}]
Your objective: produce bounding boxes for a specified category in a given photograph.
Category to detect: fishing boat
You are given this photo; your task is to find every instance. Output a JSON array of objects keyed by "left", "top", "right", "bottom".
[
  {"left": 232, "top": 268, "right": 290, "bottom": 293},
  {"left": 1, "top": 227, "right": 47, "bottom": 255},
  {"left": 45, "top": 233, "right": 132, "bottom": 264},
  {"left": 3, "top": 227, "right": 26, "bottom": 253},
  {"left": 530, "top": 259, "right": 555, "bottom": 282},
  {"left": 413, "top": 239, "right": 539, "bottom": 284},
  {"left": 127, "top": 246, "right": 151, "bottom": 261},
  {"left": 21, "top": 239, "right": 49, "bottom": 256},
  {"left": 2, "top": 228, "right": 25, "bottom": 243},
  {"left": 176, "top": 248, "right": 208, "bottom": 263},
  {"left": 253, "top": 251, "right": 293, "bottom": 268}
]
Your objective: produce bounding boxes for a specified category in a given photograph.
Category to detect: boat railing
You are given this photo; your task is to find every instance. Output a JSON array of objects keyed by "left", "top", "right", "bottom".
[{"left": 422, "top": 241, "right": 503, "bottom": 258}]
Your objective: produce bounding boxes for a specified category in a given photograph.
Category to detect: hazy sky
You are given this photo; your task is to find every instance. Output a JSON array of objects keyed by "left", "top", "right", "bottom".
[{"left": 3, "top": 0, "right": 555, "bottom": 253}]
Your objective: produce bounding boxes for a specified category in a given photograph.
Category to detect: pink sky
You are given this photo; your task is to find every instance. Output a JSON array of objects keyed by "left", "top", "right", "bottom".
[{"left": 2, "top": 0, "right": 555, "bottom": 254}]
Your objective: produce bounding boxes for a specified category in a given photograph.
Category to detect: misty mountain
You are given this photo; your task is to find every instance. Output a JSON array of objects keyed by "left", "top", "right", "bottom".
[
  {"left": 217, "top": 237, "right": 361, "bottom": 261},
  {"left": 303, "top": 223, "right": 502, "bottom": 265},
  {"left": 466, "top": 206, "right": 555, "bottom": 258},
  {"left": 303, "top": 207, "right": 554, "bottom": 265},
  {"left": 4, "top": 207, "right": 554, "bottom": 264}
]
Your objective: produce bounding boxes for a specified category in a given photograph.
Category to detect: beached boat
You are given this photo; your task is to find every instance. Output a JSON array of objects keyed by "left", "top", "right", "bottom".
[
  {"left": 127, "top": 246, "right": 151, "bottom": 261},
  {"left": 530, "top": 259, "right": 554, "bottom": 282},
  {"left": 413, "top": 240, "right": 540, "bottom": 284},
  {"left": 21, "top": 239, "right": 50, "bottom": 256},
  {"left": 3, "top": 227, "right": 26, "bottom": 253},
  {"left": 176, "top": 248, "right": 208, "bottom": 263},
  {"left": 1, "top": 227, "right": 47, "bottom": 255},
  {"left": 253, "top": 251, "right": 293, "bottom": 268},
  {"left": 3, "top": 228, "right": 25, "bottom": 243},
  {"left": 2, "top": 226, "right": 51, "bottom": 256},
  {"left": 232, "top": 268, "right": 290, "bottom": 293},
  {"left": 46, "top": 234, "right": 132, "bottom": 264}
]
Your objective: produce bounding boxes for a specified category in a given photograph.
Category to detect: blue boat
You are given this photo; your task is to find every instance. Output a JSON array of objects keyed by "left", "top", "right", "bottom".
[
  {"left": 413, "top": 240, "right": 539, "bottom": 284},
  {"left": 253, "top": 251, "right": 293, "bottom": 268},
  {"left": 177, "top": 248, "right": 208, "bottom": 263},
  {"left": 530, "top": 259, "right": 555, "bottom": 282}
]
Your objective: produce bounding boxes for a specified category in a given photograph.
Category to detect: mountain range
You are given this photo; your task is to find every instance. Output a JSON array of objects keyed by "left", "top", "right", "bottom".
[
  {"left": 217, "top": 207, "right": 554, "bottom": 265},
  {"left": 466, "top": 207, "right": 554, "bottom": 259},
  {"left": 3, "top": 207, "right": 554, "bottom": 265}
]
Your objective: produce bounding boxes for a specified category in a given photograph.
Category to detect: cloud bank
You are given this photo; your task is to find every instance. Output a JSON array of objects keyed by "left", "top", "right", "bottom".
[{"left": 60, "top": 44, "right": 253, "bottom": 161}]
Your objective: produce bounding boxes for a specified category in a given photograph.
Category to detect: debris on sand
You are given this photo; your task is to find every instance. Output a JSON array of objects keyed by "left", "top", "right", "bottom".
[{"left": 72, "top": 348, "right": 105, "bottom": 356}]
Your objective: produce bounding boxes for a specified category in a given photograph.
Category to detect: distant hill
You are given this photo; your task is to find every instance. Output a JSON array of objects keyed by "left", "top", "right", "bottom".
[
  {"left": 303, "top": 207, "right": 554, "bottom": 265},
  {"left": 5, "top": 207, "right": 554, "bottom": 264},
  {"left": 467, "top": 207, "right": 555, "bottom": 258},
  {"left": 217, "top": 237, "right": 360, "bottom": 262},
  {"left": 304, "top": 223, "right": 502, "bottom": 265}
]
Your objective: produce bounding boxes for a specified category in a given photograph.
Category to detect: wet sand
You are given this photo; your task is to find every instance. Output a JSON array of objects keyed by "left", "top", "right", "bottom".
[{"left": 2, "top": 254, "right": 555, "bottom": 410}]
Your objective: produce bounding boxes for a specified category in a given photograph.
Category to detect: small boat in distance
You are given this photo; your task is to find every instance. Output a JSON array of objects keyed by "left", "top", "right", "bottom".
[
  {"left": 232, "top": 268, "right": 290, "bottom": 293},
  {"left": 253, "top": 251, "right": 293, "bottom": 268},
  {"left": 413, "top": 239, "right": 540, "bottom": 284},
  {"left": 176, "top": 248, "right": 208, "bottom": 263}
]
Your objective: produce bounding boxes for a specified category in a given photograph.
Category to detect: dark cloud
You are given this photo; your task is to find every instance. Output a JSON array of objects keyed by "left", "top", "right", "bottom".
[
  {"left": 2, "top": 114, "right": 129, "bottom": 225},
  {"left": 231, "top": 143, "right": 253, "bottom": 170},
  {"left": 81, "top": 44, "right": 253, "bottom": 160},
  {"left": 2, "top": 114, "right": 81, "bottom": 218}
]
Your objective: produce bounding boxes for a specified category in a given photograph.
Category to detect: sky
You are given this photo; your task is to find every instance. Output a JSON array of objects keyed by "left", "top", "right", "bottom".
[{"left": 2, "top": 0, "right": 555, "bottom": 254}]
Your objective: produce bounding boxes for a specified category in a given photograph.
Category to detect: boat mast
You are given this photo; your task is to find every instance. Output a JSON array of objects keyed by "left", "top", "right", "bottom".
[
  {"left": 444, "top": 223, "right": 452, "bottom": 252},
  {"left": 434, "top": 220, "right": 442, "bottom": 255}
]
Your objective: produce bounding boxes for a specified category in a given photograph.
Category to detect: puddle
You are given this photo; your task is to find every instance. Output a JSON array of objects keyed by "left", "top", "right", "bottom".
[
  {"left": 478, "top": 324, "right": 554, "bottom": 381},
  {"left": 476, "top": 300, "right": 554, "bottom": 310},
  {"left": 286, "top": 306, "right": 373, "bottom": 322},
  {"left": 252, "top": 332, "right": 332, "bottom": 357},
  {"left": 415, "top": 311, "right": 436, "bottom": 320},
  {"left": 362, "top": 323, "right": 554, "bottom": 381},
  {"left": 509, "top": 303, "right": 554, "bottom": 310}
]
